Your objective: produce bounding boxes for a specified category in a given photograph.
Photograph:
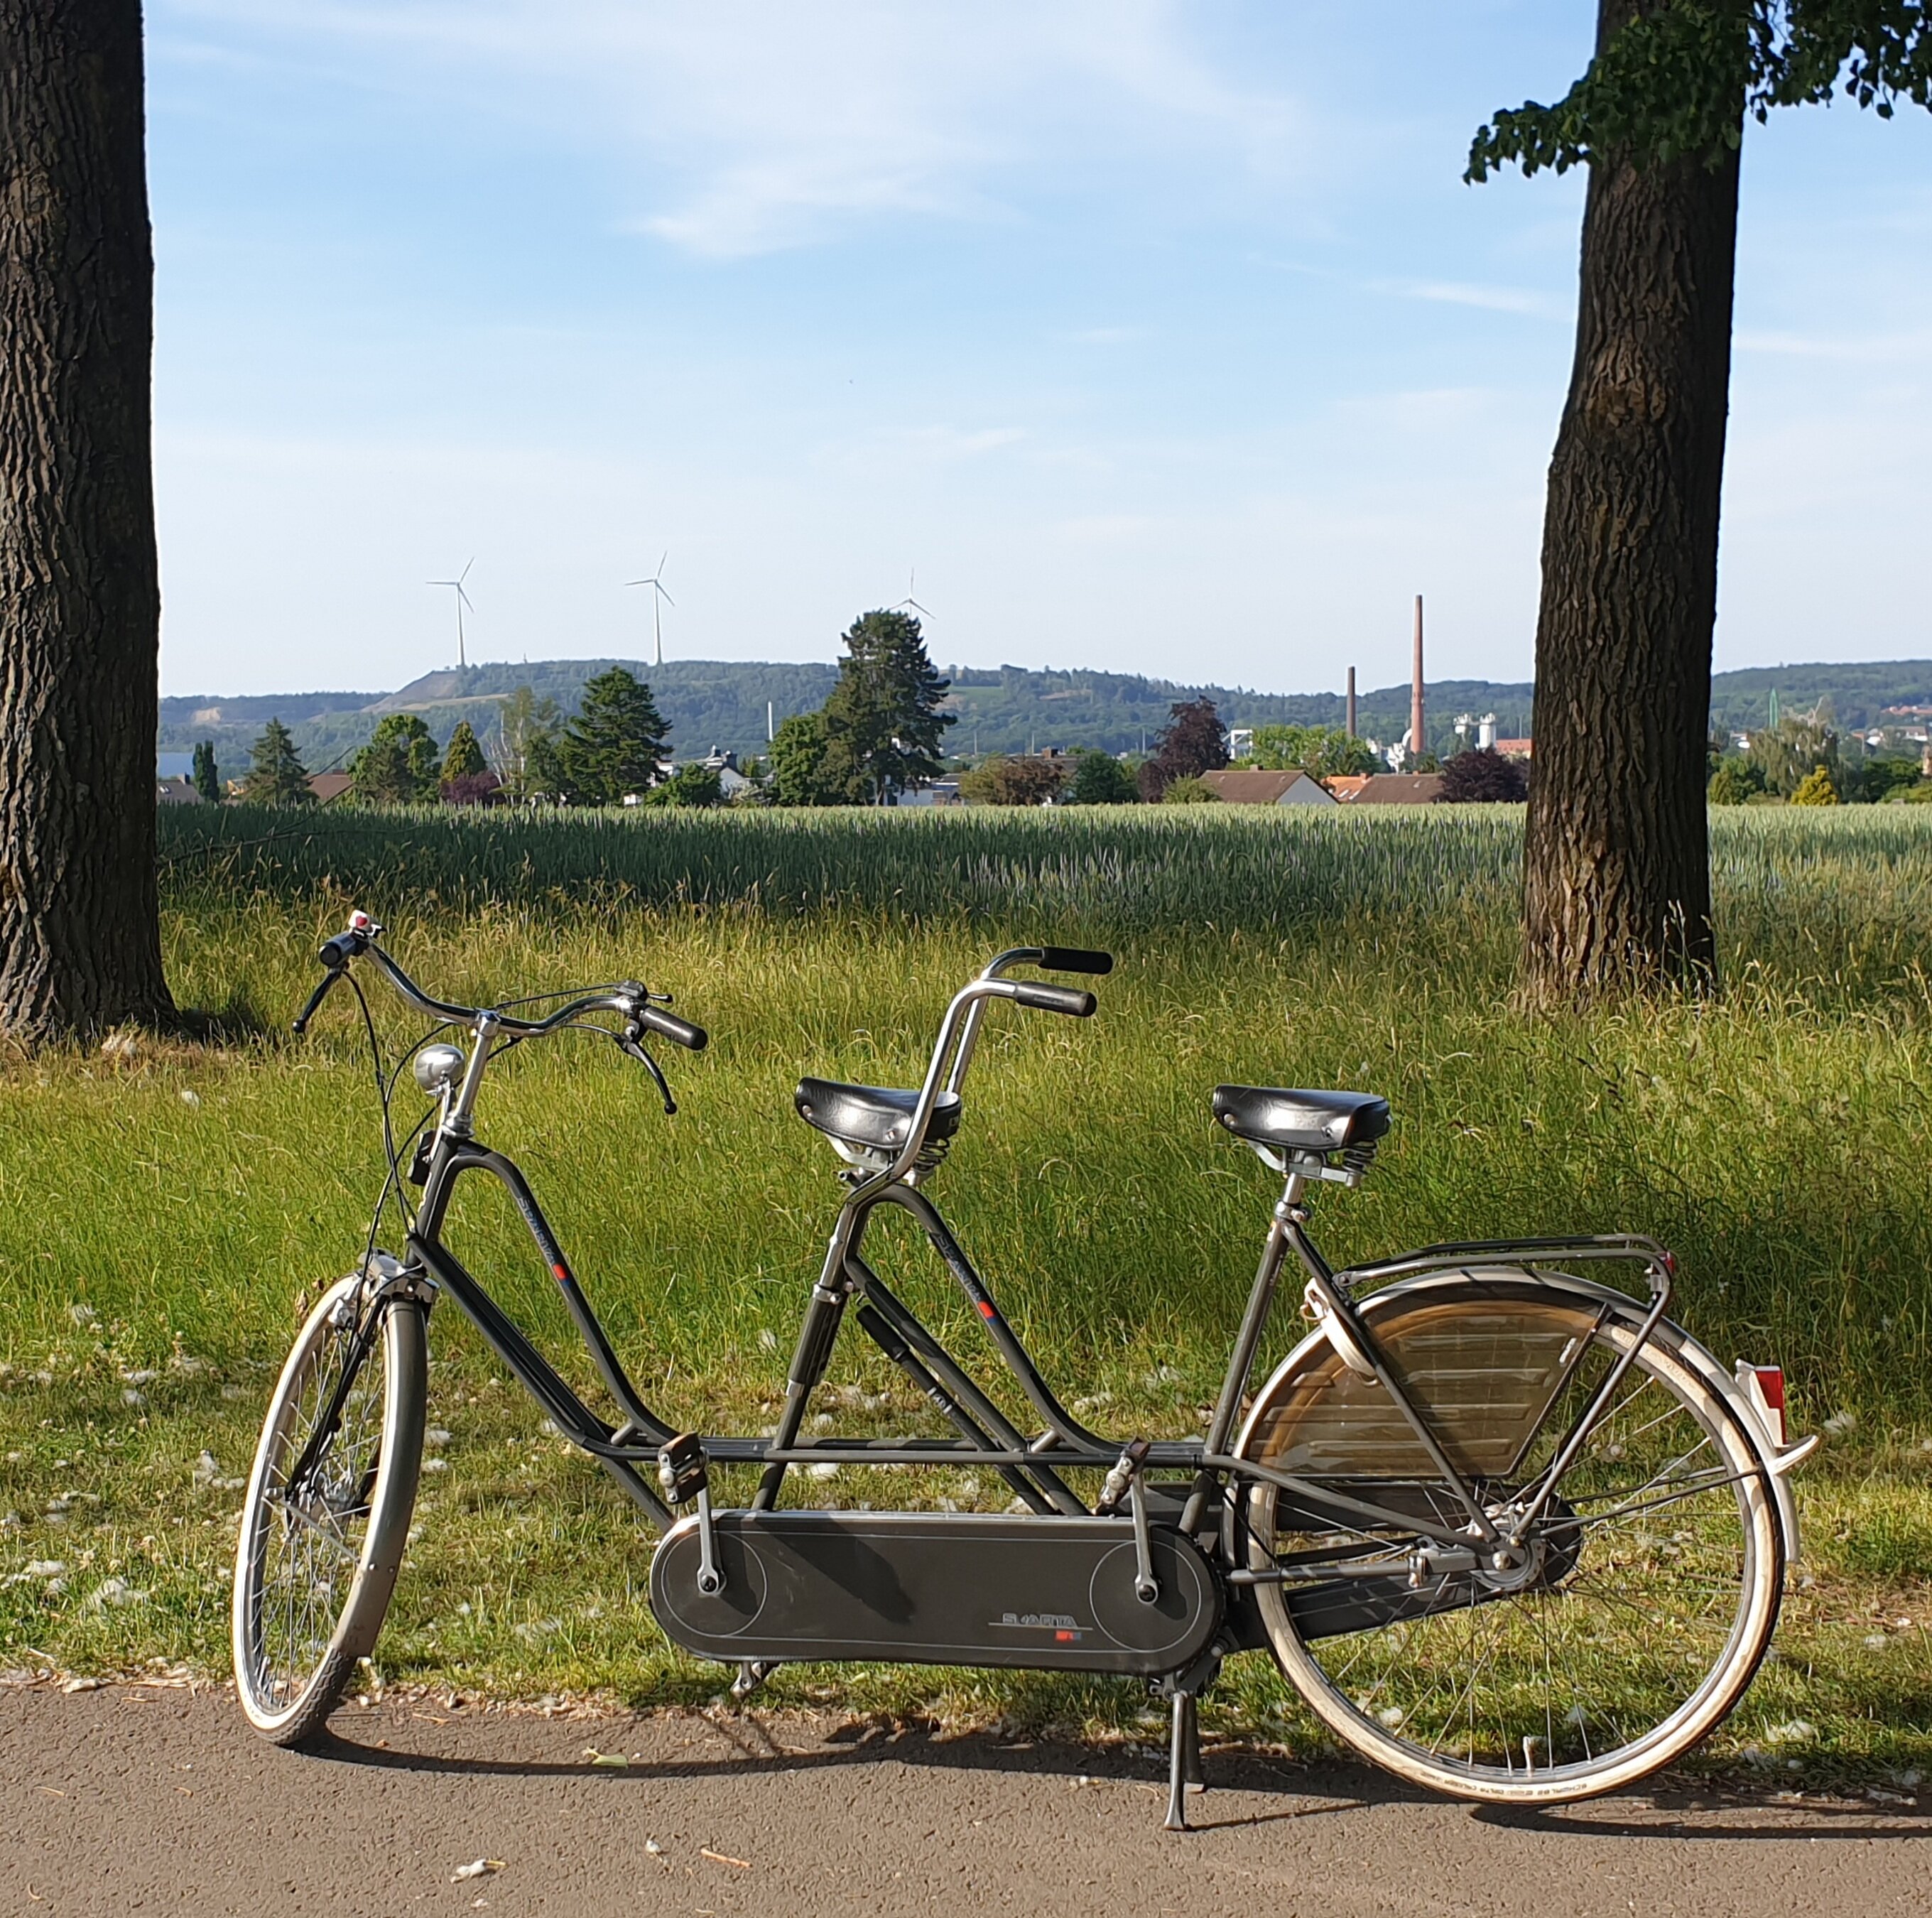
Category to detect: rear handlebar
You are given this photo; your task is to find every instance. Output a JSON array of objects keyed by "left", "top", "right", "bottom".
[{"left": 1036, "top": 946, "right": 1113, "bottom": 976}]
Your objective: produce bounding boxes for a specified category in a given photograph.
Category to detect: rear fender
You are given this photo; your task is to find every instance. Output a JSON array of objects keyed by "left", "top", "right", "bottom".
[{"left": 1233, "top": 1267, "right": 1804, "bottom": 1566}]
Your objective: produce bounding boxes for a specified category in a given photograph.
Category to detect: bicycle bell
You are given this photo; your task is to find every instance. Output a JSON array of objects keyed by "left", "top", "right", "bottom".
[{"left": 413, "top": 1043, "right": 467, "bottom": 1094}]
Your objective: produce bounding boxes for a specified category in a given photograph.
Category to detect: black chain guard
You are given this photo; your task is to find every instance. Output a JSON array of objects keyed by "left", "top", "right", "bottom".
[{"left": 651, "top": 1509, "right": 1222, "bottom": 1677}]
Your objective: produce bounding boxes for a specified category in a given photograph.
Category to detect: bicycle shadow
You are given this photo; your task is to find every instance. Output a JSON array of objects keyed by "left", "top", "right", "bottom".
[{"left": 305, "top": 1713, "right": 1931, "bottom": 1841}]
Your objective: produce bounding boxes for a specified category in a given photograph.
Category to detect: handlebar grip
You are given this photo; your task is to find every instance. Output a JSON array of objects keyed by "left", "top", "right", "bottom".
[
  {"left": 1011, "top": 982, "right": 1097, "bottom": 1018},
  {"left": 639, "top": 1005, "right": 708, "bottom": 1051},
  {"left": 1036, "top": 946, "right": 1114, "bottom": 976},
  {"left": 317, "top": 930, "right": 364, "bottom": 970}
]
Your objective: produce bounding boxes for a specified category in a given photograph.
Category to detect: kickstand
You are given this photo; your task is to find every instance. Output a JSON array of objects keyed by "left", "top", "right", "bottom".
[{"left": 1163, "top": 1692, "right": 1205, "bottom": 1831}]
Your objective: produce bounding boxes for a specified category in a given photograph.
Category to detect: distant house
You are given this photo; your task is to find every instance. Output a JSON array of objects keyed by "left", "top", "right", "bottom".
[
  {"left": 697, "top": 747, "right": 754, "bottom": 800},
  {"left": 308, "top": 772, "right": 354, "bottom": 805},
  {"left": 1328, "top": 773, "right": 1446, "bottom": 804},
  {"left": 1200, "top": 769, "right": 1336, "bottom": 807},
  {"left": 156, "top": 776, "right": 200, "bottom": 804},
  {"left": 1494, "top": 737, "right": 1533, "bottom": 759},
  {"left": 898, "top": 780, "right": 963, "bottom": 807}
]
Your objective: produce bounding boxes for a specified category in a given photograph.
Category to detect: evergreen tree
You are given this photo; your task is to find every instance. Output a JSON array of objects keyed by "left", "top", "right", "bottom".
[
  {"left": 239, "top": 720, "right": 315, "bottom": 807},
  {"left": 818, "top": 610, "right": 955, "bottom": 804},
  {"left": 556, "top": 667, "right": 669, "bottom": 804},
  {"left": 190, "top": 739, "right": 220, "bottom": 803},
  {"left": 1063, "top": 750, "right": 1140, "bottom": 806},
  {"left": 442, "top": 720, "right": 487, "bottom": 782},
  {"left": 766, "top": 712, "right": 842, "bottom": 807},
  {"left": 349, "top": 714, "right": 440, "bottom": 806}
]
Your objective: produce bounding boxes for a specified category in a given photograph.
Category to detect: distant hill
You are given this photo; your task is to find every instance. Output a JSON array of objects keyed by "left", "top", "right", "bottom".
[{"left": 158, "top": 655, "right": 1932, "bottom": 773}]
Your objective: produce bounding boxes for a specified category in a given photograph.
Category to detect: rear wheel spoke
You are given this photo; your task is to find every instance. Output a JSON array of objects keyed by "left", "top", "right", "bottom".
[{"left": 1248, "top": 1288, "right": 1779, "bottom": 1799}]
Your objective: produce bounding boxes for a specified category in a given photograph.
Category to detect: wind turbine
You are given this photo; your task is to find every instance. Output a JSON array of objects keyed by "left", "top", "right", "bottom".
[
  {"left": 892, "top": 568, "right": 932, "bottom": 622},
  {"left": 428, "top": 560, "right": 475, "bottom": 669},
  {"left": 626, "top": 553, "right": 674, "bottom": 667}
]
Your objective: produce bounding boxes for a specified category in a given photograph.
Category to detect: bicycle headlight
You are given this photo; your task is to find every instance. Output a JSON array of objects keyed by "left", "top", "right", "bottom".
[{"left": 413, "top": 1044, "right": 467, "bottom": 1093}]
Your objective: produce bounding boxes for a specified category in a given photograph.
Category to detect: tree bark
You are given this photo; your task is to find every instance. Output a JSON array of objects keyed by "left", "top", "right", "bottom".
[
  {"left": 1521, "top": 0, "right": 1740, "bottom": 1003},
  {"left": 0, "top": 0, "right": 171, "bottom": 1040}
]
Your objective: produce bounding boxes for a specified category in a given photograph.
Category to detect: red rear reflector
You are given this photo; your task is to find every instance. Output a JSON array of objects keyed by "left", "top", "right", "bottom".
[
  {"left": 553, "top": 1262, "right": 570, "bottom": 1283},
  {"left": 977, "top": 1300, "right": 996, "bottom": 1320},
  {"left": 1738, "top": 1363, "right": 1789, "bottom": 1448}
]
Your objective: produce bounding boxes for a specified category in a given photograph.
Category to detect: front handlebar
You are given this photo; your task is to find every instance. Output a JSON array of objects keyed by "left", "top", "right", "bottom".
[{"left": 293, "top": 916, "right": 706, "bottom": 1049}]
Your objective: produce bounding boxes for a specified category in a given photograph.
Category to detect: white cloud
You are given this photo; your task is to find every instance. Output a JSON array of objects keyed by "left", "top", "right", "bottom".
[
  {"left": 164, "top": 0, "right": 1308, "bottom": 258},
  {"left": 1381, "top": 278, "right": 1566, "bottom": 319}
]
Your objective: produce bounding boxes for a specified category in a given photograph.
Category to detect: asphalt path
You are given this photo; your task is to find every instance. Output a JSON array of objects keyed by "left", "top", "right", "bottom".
[{"left": 2, "top": 1681, "right": 1926, "bottom": 1917}]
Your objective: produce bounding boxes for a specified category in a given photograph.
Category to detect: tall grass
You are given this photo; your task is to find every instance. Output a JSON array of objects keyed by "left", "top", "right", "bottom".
[{"left": 1, "top": 804, "right": 1928, "bottom": 1763}]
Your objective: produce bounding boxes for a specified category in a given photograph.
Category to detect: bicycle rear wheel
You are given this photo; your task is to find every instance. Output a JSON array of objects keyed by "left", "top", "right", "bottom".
[
  {"left": 232, "top": 1273, "right": 427, "bottom": 1743},
  {"left": 1240, "top": 1275, "right": 1781, "bottom": 1804}
]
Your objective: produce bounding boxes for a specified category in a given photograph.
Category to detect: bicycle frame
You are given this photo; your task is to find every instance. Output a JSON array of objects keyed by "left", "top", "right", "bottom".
[{"left": 376, "top": 930, "right": 1685, "bottom": 1565}]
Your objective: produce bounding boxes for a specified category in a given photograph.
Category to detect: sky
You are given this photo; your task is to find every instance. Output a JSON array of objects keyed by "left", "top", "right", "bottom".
[{"left": 146, "top": 2, "right": 1932, "bottom": 700}]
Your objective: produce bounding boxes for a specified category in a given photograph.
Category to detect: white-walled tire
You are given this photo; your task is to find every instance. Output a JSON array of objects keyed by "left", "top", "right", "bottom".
[
  {"left": 232, "top": 1274, "right": 427, "bottom": 1744},
  {"left": 1241, "top": 1278, "right": 1783, "bottom": 1804}
]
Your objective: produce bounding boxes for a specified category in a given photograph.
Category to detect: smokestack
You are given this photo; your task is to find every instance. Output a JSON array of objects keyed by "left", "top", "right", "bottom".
[
  {"left": 1346, "top": 666, "right": 1357, "bottom": 739},
  {"left": 1411, "top": 595, "right": 1425, "bottom": 764}
]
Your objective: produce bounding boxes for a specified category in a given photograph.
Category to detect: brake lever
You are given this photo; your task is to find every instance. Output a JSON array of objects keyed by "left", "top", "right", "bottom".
[
  {"left": 617, "top": 1027, "right": 677, "bottom": 1115},
  {"left": 292, "top": 968, "right": 340, "bottom": 1035}
]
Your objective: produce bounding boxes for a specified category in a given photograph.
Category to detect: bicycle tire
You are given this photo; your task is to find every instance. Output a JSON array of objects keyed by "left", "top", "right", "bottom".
[
  {"left": 1238, "top": 1273, "right": 1782, "bottom": 1804},
  {"left": 232, "top": 1273, "right": 427, "bottom": 1744}
]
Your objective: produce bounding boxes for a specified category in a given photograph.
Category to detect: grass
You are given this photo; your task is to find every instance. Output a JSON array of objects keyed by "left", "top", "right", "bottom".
[{"left": 1, "top": 801, "right": 1929, "bottom": 1784}]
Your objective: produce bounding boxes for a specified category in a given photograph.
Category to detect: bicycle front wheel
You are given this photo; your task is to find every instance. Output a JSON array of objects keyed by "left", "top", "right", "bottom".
[
  {"left": 1240, "top": 1276, "right": 1782, "bottom": 1804},
  {"left": 232, "top": 1274, "right": 427, "bottom": 1743}
]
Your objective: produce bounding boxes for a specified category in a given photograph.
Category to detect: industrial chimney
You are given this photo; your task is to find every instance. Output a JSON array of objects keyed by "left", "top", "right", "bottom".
[
  {"left": 1346, "top": 666, "right": 1357, "bottom": 739},
  {"left": 1410, "top": 595, "right": 1425, "bottom": 765}
]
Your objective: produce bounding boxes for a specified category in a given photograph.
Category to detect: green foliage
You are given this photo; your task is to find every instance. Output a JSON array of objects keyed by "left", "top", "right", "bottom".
[
  {"left": 190, "top": 739, "right": 221, "bottom": 804},
  {"left": 1469, "top": 1, "right": 1932, "bottom": 184},
  {"left": 819, "top": 609, "right": 956, "bottom": 803},
  {"left": 1791, "top": 764, "right": 1840, "bottom": 806},
  {"left": 1751, "top": 713, "right": 1840, "bottom": 798},
  {"left": 18, "top": 807, "right": 1932, "bottom": 1764},
  {"left": 1062, "top": 749, "right": 1140, "bottom": 806},
  {"left": 1248, "top": 724, "right": 1378, "bottom": 781},
  {"left": 958, "top": 754, "right": 1068, "bottom": 807},
  {"left": 557, "top": 668, "right": 668, "bottom": 805},
  {"left": 237, "top": 720, "right": 313, "bottom": 807},
  {"left": 767, "top": 712, "right": 845, "bottom": 808},
  {"left": 1846, "top": 755, "right": 1923, "bottom": 804},
  {"left": 1708, "top": 756, "right": 1767, "bottom": 804},
  {"left": 497, "top": 686, "right": 563, "bottom": 800},
  {"left": 1159, "top": 775, "right": 1221, "bottom": 805},
  {"left": 638, "top": 764, "right": 722, "bottom": 809},
  {"left": 350, "top": 713, "right": 442, "bottom": 806},
  {"left": 441, "top": 720, "right": 488, "bottom": 783}
]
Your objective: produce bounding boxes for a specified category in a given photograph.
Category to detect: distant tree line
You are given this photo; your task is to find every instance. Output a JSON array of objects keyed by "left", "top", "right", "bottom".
[{"left": 1708, "top": 708, "right": 1931, "bottom": 808}]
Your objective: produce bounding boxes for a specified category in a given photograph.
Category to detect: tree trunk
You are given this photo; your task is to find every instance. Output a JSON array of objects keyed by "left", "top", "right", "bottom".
[
  {"left": 0, "top": 0, "right": 171, "bottom": 1041},
  {"left": 1521, "top": 0, "right": 1740, "bottom": 1004}
]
